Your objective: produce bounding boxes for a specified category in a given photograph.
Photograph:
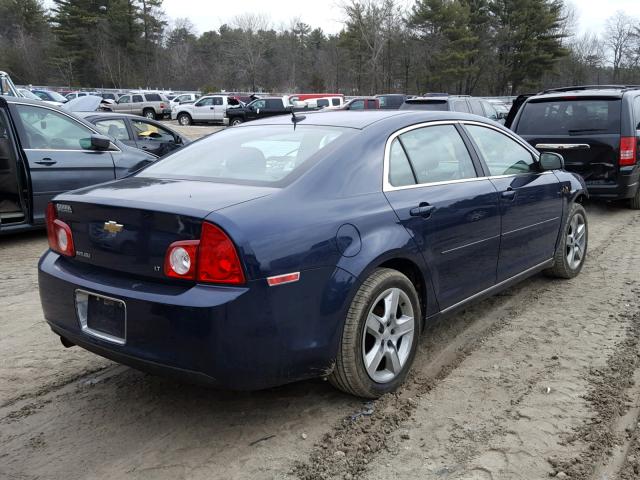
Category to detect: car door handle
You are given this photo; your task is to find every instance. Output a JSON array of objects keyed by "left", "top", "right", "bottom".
[
  {"left": 35, "top": 158, "right": 57, "bottom": 166},
  {"left": 409, "top": 203, "right": 435, "bottom": 218},
  {"left": 501, "top": 188, "right": 516, "bottom": 200}
]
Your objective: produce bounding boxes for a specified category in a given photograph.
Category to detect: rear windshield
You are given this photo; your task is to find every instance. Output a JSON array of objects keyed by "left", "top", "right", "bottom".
[
  {"left": 400, "top": 100, "right": 448, "bottom": 111},
  {"left": 517, "top": 98, "right": 621, "bottom": 135},
  {"left": 138, "top": 125, "right": 353, "bottom": 186}
]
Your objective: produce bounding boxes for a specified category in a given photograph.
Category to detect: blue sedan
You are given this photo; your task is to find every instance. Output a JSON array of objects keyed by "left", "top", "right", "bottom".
[{"left": 38, "top": 111, "right": 588, "bottom": 398}]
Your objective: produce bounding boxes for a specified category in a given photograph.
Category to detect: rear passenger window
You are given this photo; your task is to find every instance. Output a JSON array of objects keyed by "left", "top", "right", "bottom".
[
  {"left": 395, "top": 125, "right": 477, "bottom": 184},
  {"left": 133, "top": 95, "right": 143, "bottom": 103},
  {"left": 388, "top": 140, "right": 416, "bottom": 187},
  {"left": 145, "top": 94, "right": 161, "bottom": 102},
  {"left": 332, "top": 98, "right": 340, "bottom": 106},
  {"left": 465, "top": 125, "right": 535, "bottom": 175},
  {"left": 212, "top": 97, "right": 223, "bottom": 106},
  {"left": 451, "top": 100, "right": 470, "bottom": 113}
]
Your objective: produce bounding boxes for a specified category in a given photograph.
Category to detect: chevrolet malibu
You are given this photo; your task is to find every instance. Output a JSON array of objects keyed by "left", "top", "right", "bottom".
[{"left": 38, "top": 111, "right": 588, "bottom": 398}]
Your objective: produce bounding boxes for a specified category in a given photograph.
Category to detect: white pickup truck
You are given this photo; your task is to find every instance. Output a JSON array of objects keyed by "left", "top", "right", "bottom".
[{"left": 171, "top": 95, "right": 242, "bottom": 126}]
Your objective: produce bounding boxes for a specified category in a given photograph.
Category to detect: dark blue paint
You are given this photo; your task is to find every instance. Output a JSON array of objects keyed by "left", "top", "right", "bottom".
[{"left": 38, "top": 111, "right": 587, "bottom": 390}]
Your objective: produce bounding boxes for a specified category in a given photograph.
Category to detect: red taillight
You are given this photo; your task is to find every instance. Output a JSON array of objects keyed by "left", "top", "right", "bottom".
[
  {"left": 160, "top": 103, "right": 165, "bottom": 109},
  {"left": 163, "top": 222, "right": 245, "bottom": 284},
  {"left": 45, "top": 202, "right": 75, "bottom": 257},
  {"left": 164, "top": 240, "right": 199, "bottom": 279},
  {"left": 197, "top": 222, "right": 245, "bottom": 284},
  {"left": 620, "top": 137, "right": 637, "bottom": 166}
]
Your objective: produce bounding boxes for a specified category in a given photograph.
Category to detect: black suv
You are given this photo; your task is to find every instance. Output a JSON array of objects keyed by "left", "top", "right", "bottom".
[
  {"left": 400, "top": 95, "right": 503, "bottom": 123},
  {"left": 508, "top": 86, "right": 640, "bottom": 208}
]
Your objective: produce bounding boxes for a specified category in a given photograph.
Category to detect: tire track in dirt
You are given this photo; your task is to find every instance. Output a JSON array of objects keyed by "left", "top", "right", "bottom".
[{"left": 293, "top": 206, "right": 640, "bottom": 480}]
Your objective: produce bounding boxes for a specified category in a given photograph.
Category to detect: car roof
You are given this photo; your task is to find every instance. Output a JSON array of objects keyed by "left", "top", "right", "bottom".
[
  {"left": 528, "top": 86, "right": 640, "bottom": 100},
  {"left": 0, "top": 95, "right": 50, "bottom": 107},
  {"left": 234, "top": 110, "right": 498, "bottom": 130}
]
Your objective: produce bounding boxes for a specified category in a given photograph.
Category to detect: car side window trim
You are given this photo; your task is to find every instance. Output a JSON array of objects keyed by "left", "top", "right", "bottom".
[
  {"left": 384, "top": 120, "right": 486, "bottom": 192},
  {"left": 383, "top": 120, "right": 549, "bottom": 192}
]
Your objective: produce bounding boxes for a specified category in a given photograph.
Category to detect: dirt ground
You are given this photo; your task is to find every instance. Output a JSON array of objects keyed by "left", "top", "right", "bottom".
[{"left": 1, "top": 192, "right": 640, "bottom": 479}]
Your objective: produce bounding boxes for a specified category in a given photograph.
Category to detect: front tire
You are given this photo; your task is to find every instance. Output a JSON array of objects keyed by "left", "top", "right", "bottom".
[
  {"left": 231, "top": 118, "right": 243, "bottom": 126},
  {"left": 545, "top": 202, "right": 588, "bottom": 279},
  {"left": 329, "top": 268, "right": 421, "bottom": 398},
  {"left": 143, "top": 108, "right": 156, "bottom": 120},
  {"left": 177, "top": 113, "right": 192, "bottom": 126}
]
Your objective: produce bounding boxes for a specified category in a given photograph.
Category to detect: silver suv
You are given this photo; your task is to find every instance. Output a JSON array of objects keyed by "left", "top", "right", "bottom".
[{"left": 111, "top": 93, "right": 171, "bottom": 120}]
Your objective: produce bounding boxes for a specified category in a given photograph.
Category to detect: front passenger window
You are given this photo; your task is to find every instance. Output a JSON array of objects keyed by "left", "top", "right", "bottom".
[
  {"left": 16, "top": 105, "right": 93, "bottom": 150},
  {"left": 465, "top": 125, "right": 535, "bottom": 175}
]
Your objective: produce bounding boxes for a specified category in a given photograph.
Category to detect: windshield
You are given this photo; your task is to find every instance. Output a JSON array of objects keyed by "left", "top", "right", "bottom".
[
  {"left": 139, "top": 125, "right": 353, "bottom": 186},
  {"left": 46, "top": 90, "right": 68, "bottom": 102},
  {"left": 517, "top": 98, "right": 621, "bottom": 135},
  {"left": 18, "top": 89, "right": 41, "bottom": 100}
]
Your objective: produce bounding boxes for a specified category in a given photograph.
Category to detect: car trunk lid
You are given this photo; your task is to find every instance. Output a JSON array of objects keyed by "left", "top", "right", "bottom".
[{"left": 52, "top": 177, "right": 274, "bottom": 279}]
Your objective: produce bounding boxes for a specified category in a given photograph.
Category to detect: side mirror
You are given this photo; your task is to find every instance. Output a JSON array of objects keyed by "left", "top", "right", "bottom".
[
  {"left": 539, "top": 151, "right": 564, "bottom": 171},
  {"left": 85, "top": 134, "right": 111, "bottom": 151}
]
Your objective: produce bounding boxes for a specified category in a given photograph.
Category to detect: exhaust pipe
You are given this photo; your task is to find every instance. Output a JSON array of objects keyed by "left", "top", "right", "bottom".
[{"left": 59, "top": 336, "right": 75, "bottom": 348}]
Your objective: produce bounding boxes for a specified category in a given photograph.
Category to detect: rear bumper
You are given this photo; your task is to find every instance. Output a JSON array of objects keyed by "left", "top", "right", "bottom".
[
  {"left": 38, "top": 251, "right": 352, "bottom": 390},
  {"left": 586, "top": 168, "right": 640, "bottom": 200}
]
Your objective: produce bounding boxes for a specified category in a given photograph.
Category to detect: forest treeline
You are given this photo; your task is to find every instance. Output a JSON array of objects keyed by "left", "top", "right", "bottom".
[{"left": 2, "top": 0, "right": 640, "bottom": 95}]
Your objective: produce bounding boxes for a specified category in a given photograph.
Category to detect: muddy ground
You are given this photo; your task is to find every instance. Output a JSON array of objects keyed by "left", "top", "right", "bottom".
[{"left": 1, "top": 156, "right": 640, "bottom": 479}]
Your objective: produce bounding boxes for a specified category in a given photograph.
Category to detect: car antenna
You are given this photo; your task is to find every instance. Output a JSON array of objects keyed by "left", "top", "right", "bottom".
[{"left": 291, "top": 110, "right": 306, "bottom": 130}]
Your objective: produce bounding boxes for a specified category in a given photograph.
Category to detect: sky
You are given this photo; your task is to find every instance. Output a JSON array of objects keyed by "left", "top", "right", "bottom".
[{"left": 160, "top": 0, "right": 640, "bottom": 36}]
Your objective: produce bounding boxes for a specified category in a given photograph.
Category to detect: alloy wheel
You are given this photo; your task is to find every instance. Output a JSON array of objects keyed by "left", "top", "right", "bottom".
[
  {"left": 566, "top": 212, "right": 586, "bottom": 270},
  {"left": 361, "top": 287, "right": 415, "bottom": 383}
]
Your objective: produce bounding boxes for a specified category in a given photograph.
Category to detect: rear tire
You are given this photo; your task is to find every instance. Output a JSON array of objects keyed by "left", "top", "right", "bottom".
[
  {"left": 177, "top": 113, "right": 192, "bottom": 126},
  {"left": 545, "top": 203, "right": 588, "bottom": 279},
  {"left": 143, "top": 108, "right": 156, "bottom": 120},
  {"left": 630, "top": 186, "right": 640, "bottom": 210},
  {"left": 329, "top": 268, "right": 421, "bottom": 398}
]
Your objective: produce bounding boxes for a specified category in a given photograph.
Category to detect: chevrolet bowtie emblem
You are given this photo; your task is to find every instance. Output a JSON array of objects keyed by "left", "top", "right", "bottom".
[{"left": 103, "top": 221, "right": 124, "bottom": 234}]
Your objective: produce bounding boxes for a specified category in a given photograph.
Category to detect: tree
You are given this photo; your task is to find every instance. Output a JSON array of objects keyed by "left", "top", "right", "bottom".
[
  {"left": 490, "top": 0, "right": 568, "bottom": 94},
  {"left": 604, "top": 11, "right": 634, "bottom": 82}
]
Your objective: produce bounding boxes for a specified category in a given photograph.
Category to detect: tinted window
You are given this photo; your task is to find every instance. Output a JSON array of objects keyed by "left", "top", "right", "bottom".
[
  {"left": 16, "top": 105, "right": 93, "bottom": 150},
  {"left": 466, "top": 125, "right": 535, "bottom": 175},
  {"left": 397, "top": 125, "right": 477, "bottom": 183},
  {"left": 317, "top": 99, "right": 329, "bottom": 107},
  {"left": 517, "top": 98, "right": 621, "bottom": 135},
  {"left": 94, "top": 119, "right": 129, "bottom": 141},
  {"left": 451, "top": 99, "right": 470, "bottom": 113},
  {"left": 140, "top": 125, "right": 351, "bottom": 185},
  {"left": 132, "top": 95, "right": 143, "bottom": 103},
  {"left": 400, "top": 100, "right": 448, "bottom": 111},
  {"left": 350, "top": 100, "right": 364, "bottom": 110},
  {"left": 388, "top": 139, "right": 415, "bottom": 187},
  {"left": 366, "top": 100, "right": 377, "bottom": 109},
  {"left": 332, "top": 98, "right": 340, "bottom": 106},
  {"left": 265, "top": 99, "right": 283, "bottom": 109},
  {"left": 211, "top": 97, "right": 223, "bottom": 106},
  {"left": 145, "top": 93, "right": 161, "bottom": 102}
]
